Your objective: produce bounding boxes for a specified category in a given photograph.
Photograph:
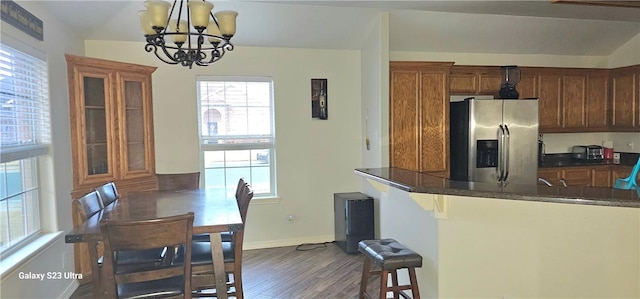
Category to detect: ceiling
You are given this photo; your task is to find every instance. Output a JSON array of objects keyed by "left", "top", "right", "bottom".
[{"left": 31, "top": 0, "right": 640, "bottom": 56}]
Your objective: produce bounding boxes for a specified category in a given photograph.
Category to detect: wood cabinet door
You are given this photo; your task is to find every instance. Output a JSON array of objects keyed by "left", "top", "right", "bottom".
[
  {"left": 517, "top": 75, "right": 538, "bottom": 99},
  {"left": 561, "top": 167, "right": 591, "bottom": 186},
  {"left": 449, "top": 72, "right": 477, "bottom": 94},
  {"left": 538, "top": 74, "right": 563, "bottom": 132},
  {"left": 68, "top": 64, "right": 119, "bottom": 187},
  {"left": 591, "top": 167, "right": 611, "bottom": 187},
  {"left": 115, "top": 71, "right": 156, "bottom": 179},
  {"left": 611, "top": 166, "right": 640, "bottom": 185},
  {"left": 562, "top": 75, "right": 587, "bottom": 129},
  {"left": 611, "top": 72, "right": 637, "bottom": 129},
  {"left": 420, "top": 71, "right": 448, "bottom": 173},
  {"left": 390, "top": 69, "right": 420, "bottom": 171},
  {"left": 478, "top": 73, "right": 501, "bottom": 96},
  {"left": 538, "top": 168, "right": 561, "bottom": 186},
  {"left": 586, "top": 74, "right": 609, "bottom": 129}
]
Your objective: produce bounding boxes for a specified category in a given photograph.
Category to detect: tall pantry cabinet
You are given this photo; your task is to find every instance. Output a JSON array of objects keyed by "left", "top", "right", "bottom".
[
  {"left": 66, "top": 54, "right": 158, "bottom": 278},
  {"left": 390, "top": 61, "right": 453, "bottom": 177}
]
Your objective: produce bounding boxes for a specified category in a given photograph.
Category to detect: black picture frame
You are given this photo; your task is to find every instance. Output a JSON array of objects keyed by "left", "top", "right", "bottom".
[{"left": 311, "top": 79, "right": 328, "bottom": 119}]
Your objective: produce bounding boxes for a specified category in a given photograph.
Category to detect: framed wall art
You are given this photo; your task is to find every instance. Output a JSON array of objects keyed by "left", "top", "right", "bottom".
[{"left": 311, "top": 78, "right": 328, "bottom": 119}]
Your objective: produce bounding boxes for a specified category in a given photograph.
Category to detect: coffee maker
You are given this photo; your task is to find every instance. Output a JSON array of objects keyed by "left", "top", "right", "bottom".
[{"left": 499, "top": 65, "right": 521, "bottom": 99}]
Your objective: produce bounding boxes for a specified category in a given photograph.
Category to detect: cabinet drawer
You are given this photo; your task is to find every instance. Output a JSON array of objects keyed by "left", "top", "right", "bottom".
[{"left": 561, "top": 168, "right": 591, "bottom": 186}]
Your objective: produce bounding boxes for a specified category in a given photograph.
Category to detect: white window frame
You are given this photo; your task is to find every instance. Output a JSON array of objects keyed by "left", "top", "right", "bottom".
[
  {"left": 0, "top": 40, "right": 50, "bottom": 259},
  {"left": 196, "top": 76, "right": 277, "bottom": 199}
]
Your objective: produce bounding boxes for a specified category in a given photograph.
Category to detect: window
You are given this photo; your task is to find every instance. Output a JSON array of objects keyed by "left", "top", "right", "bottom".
[
  {"left": 0, "top": 43, "right": 50, "bottom": 256},
  {"left": 197, "top": 77, "right": 276, "bottom": 199}
]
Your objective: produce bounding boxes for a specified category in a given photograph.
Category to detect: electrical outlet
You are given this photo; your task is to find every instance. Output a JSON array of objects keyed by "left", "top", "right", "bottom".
[
  {"left": 286, "top": 214, "right": 295, "bottom": 222},
  {"left": 628, "top": 142, "right": 634, "bottom": 150}
]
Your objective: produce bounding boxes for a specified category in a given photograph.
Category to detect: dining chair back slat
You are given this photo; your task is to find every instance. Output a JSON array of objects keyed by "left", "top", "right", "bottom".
[
  {"left": 95, "top": 181, "right": 119, "bottom": 207},
  {"left": 73, "top": 190, "right": 104, "bottom": 220}
]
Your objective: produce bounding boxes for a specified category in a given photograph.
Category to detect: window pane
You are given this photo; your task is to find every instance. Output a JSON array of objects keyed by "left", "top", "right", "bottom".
[
  {"left": 0, "top": 198, "right": 8, "bottom": 248},
  {"left": 0, "top": 163, "right": 6, "bottom": 198},
  {"left": 198, "top": 77, "right": 275, "bottom": 198},
  {"left": 5, "top": 160, "right": 22, "bottom": 197},
  {"left": 250, "top": 165, "right": 271, "bottom": 194},
  {"left": 7, "top": 195, "right": 25, "bottom": 242},
  {"left": 0, "top": 43, "right": 46, "bottom": 256},
  {"left": 24, "top": 189, "right": 39, "bottom": 233}
]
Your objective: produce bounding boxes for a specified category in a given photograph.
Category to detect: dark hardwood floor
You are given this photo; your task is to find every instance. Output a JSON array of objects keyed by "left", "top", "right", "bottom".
[{"left": 70, "top": 242, "right": 376, "bottom": 299}]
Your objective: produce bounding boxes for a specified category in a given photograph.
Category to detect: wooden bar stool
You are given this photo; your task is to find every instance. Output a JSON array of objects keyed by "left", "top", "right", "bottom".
[{"left": 358, "top": 239, "right": 422, "bottom": 299}]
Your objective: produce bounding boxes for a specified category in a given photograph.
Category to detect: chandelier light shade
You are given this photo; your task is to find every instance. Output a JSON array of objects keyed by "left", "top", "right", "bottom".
[{"left": 139, "top": 0, "right": 237, "bottom": 68}]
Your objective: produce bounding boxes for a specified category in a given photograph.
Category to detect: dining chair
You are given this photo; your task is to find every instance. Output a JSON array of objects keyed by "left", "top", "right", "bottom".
[
  {"left": 100, "top": 212, "right": 195, "bottom": 299},
  {"left": 73, "top": 190, "right": 170, "bottom": 297},
  {"left": 157, "top": 172, "right": 201, "bottom": 191},
  {"left": 179, "top": 182, "right": 253, "bottom": 298},
  {"left": 72, "top": 190, "right": 105, "bottom": 297},
  {"left": 192, "top": 178, "right": 247, "bottom": 243},
  {"left": 95, "top": 181, "right": 119, "bottom": 207}
]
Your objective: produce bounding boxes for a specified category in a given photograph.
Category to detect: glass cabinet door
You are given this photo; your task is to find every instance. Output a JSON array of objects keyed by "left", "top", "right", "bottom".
[
  {"left": 76, "top": 68, "right": 117, "bottom": 183},
  {"left": 116, "top": 72, "right": 154, "bottom": 177}
]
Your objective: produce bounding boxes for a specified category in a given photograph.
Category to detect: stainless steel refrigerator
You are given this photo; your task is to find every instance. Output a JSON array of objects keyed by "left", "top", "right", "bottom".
[{"left": 450, "top": 97, "right": 539, "bottom": 185}]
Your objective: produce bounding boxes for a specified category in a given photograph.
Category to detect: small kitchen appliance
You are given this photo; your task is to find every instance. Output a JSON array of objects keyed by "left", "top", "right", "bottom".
[
  {"left": 498, "top": 65, "right": 521, "bottom": 99},
  {"left": 571, "top": 145, "right": 604, "bottom": 160}
]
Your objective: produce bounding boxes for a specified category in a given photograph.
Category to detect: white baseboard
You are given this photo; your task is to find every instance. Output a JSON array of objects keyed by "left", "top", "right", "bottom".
[
  {"left": 243, "top": 234, "right": 335, "bottom": 250},
  {"left": 59, "top": 280, "right": 79, "bottom": 299}
]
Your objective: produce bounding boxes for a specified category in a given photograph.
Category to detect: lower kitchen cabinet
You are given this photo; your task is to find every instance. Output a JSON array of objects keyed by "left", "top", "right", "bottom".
[
  {"left": 538, "top": 168, "right": 562, "bottom": 186},
  {"left": 539, "top": 165, "right": 637, "bottom": 188},
  {"left": 561, "top": 167, "right": 591, "bottom": 186},
  {"left": 591, "top": 166, "right": 612, "bottom": 187},
  {"left": 611, "top": 166, "right": 640, "bottom": 186}
]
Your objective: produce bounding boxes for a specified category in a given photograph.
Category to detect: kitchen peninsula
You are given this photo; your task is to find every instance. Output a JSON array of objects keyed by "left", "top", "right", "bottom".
[{"left": 356, "top": 167, "right": 639, "bottom": 298}]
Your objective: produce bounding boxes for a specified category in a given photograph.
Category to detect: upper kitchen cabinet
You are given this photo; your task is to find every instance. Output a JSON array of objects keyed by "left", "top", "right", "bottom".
[
  {"left": 585, "top": 70, "right": 609, "bottom": 130},
  {"left": 516, "top": 74, "right": 538, "bottom": 99},
  {"left": 390, "top": 61, "right": 453, "bottom": 177},
  {"left": 610, "top": 65, "right": 640, "bottom": 131},
  {"left": 524, "top": 67, "right": 610, "bottom": 133},
  {"left": 66, "top": 55, "right": 158, "bottom": 198},
  {"left": 449, "top": 66, "right": 502, "bottom": 96},
  {"left": 535, "top": 70, "right": 563, "bottom": 131}
]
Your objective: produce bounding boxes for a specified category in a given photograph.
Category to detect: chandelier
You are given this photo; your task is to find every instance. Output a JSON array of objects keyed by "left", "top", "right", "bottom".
[{"left": 138, "top": 0, "right": 237, "bottom": 68}]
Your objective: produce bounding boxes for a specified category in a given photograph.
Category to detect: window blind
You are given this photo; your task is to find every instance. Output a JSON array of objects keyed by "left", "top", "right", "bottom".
[{"left": 0, "top": 44, "right": 50, "bottom": 163}]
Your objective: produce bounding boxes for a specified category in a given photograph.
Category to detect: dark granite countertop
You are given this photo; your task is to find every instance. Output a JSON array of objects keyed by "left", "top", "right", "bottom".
[
  {"left": 539, "top": 152, "right": 639, "bottom": 168},
  {"left": 355, "top": 167, "right": 640, "bottom": 208}
]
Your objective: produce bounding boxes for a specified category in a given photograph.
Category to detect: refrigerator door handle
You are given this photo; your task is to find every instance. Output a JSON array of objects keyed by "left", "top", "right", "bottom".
[
  {"left": 497, "top": 125, "right": 506, "bottom": 182},
  {"left": 503, "top": 124, "right": 511, "bottom": 182}
]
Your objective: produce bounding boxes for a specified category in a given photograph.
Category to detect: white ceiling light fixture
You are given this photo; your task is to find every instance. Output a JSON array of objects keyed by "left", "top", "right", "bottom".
[{"left": 139, "top": 0, "right": 237, "bottom": 68}]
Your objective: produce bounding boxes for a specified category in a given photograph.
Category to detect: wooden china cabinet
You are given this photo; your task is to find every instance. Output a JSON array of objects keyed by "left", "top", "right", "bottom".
[{"left": 66, "top": 54, "right": 158, "bottom": 279}]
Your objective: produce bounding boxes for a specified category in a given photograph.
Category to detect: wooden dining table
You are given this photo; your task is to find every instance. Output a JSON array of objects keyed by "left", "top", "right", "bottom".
[{"left": 65, "top": 188, "right": 243, "bottom": 299}]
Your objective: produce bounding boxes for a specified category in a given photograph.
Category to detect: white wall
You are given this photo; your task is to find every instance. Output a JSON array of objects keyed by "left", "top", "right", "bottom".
[
  {"left": 0, "top": 1, "right": 84, "bottom": 298},
  {"left": 438, "top": 195, "right": 639, "bottom": 298},
  {"left": 84, "top": 41, "right": 363, "bottom": 248},
  {"left": 360, "top": 13, "right": 390, "bottom": 237},
  {"left": 543, "top": 132, "right": 640, "bottom": 154},
  {"left": 608, "top": 32, "right": 640, "bottom": 68},
  {"left": 361, "top": 13, "right": 388, "bottom": 169}
]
